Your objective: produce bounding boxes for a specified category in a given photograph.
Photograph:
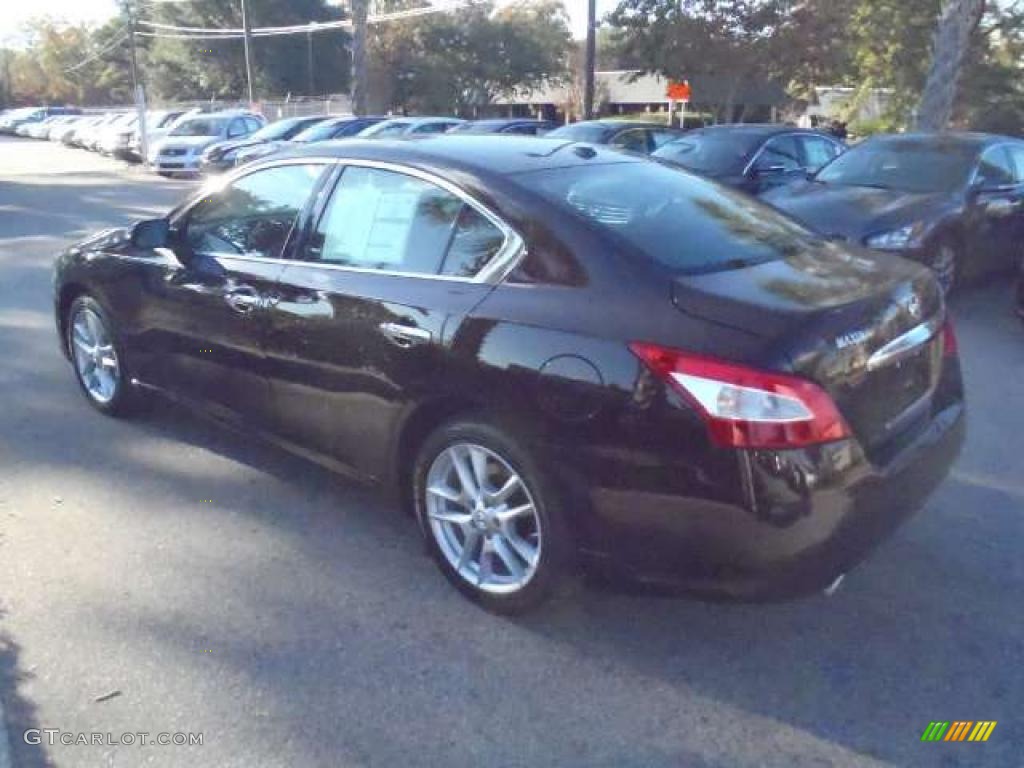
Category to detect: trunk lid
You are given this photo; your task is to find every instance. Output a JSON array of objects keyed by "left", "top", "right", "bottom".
[{"left": 671, "top": 243, "right": 945, "bottom": 459}]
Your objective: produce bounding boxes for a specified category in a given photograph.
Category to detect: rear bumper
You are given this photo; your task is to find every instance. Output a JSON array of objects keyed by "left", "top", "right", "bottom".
[{"left": 580, "top": 401, "right": 965, "bottom": 600}]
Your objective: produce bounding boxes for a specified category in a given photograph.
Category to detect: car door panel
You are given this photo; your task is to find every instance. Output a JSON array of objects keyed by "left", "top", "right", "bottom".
[
  {"left": 264, "top": 268, "right": 492, "bottom": 479},
  {"left": 261, "top": 163, "right": 515, "bottom": 480},
  {"left": 136, "top": 162, "right": 329, "bottom": 424}
]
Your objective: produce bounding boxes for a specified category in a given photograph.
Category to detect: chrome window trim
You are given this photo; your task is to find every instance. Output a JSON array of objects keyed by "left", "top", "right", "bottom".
[
  {"left": 866, "top": 314, "right": 943, "bottom": 372},
  {"left": 176, "top": 156, "right": 525, "bottom": 285}
]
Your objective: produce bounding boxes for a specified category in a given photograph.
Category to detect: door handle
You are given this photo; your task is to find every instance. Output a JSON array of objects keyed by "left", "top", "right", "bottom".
[
  {"left": 379, "top": 322, "right": 432, "bottom": 348},
  {"left": 225, "top": 286, "right": 261, "bottom": 314}
]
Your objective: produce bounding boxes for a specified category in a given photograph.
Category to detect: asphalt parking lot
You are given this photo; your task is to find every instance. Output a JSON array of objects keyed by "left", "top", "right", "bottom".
[{"left": 0, "top": 136, "right": 1022, "bottom": 768}]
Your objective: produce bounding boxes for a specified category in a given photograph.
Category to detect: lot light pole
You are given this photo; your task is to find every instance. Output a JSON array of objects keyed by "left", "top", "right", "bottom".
[
  {"left": 307, "top": 23, "right": 316, "bottom": 98},
  {"left": 583, "top": 0, "right": 596, "bottom": 120},
  {"left": 123, "top": 1, "right": 149, "bottom": 163},
  {"left": 241, "top": 0, "right": 256, "bottom": 105},
  {"left": 351, "top": 0, "right": 369, "bottom": 116}
]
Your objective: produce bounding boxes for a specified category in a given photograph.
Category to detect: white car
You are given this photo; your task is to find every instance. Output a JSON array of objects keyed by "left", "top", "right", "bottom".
[
  {"left": 125, "top": 110, "right": 187, "bottom": 161},
  {"left": 357, "top": 116, "right": 466, "bottom": 138},
  {"left": 151, "top": 111, "right": 266, "bottom": 176}
]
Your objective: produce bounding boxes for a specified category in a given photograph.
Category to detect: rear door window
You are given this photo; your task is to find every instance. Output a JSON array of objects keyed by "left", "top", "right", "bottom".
[
  {"left": 799, "top": 136, "right": 842, "bottom": 172},
  {"left": 976, "top": 146, "right": 1016, "bottom": 187},
  {"left": 1002, "top": 145, "right": 1024, "bottom": 183},
  {"left": 610, "top": 128, "right": 652, "bottom": 154},
  {"left": 304, "top": 166, "right": 506, "bottom": 277},
  {"left": 754, "top": 135, "right": 802, "bottom": 172}
]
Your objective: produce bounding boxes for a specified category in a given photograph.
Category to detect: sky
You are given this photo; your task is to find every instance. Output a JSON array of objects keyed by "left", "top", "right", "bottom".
[{"left": 0, "top": 0, "right": 617, "bottom": 46}]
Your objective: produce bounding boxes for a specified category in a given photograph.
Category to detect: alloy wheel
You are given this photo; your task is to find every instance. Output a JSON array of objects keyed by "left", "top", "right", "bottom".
[
  {"left": 70, "top": 306, "right": 121, "bottom": 404},
  {"left": 424, "top": 443, "right": 542, "bottom": 595}
]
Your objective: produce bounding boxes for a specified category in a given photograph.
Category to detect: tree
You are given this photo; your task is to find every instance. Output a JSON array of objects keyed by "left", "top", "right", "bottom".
[
  {"left": 369, "top": 0, "right": 570, "bottom": 115},
  {"left": 146, "top": 0, "right": 350, "bottom": 101},
  {"left": 606, "top": 0, "right": 797, "bottom": 121},
  {"left": 915, "top": 0, "right": 986, "bottom": 130}
]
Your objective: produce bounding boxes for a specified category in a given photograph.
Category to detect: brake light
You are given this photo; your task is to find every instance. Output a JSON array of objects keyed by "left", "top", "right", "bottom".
[
  {"left": 629, "top": 343, "right": 851, "bottom": 449},
  {"left": 941, "top": 318, "right": 958, "bottom": 357}
]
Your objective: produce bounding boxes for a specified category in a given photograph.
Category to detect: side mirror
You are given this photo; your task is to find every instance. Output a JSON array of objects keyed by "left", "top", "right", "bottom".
[{"left": 130, "top": 218, "right": 170, "bottom": 249}]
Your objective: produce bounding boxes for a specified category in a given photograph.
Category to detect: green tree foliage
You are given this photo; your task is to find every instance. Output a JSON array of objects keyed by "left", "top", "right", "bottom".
[
  {"left": 146, "top": 0, "right": 350, "bottom": 101},
  {"left": 2, "top": 17, "right": 137, "bottom": 106},
  {"left": 368, "top": 0, "right": 570, "bottom": 115}
]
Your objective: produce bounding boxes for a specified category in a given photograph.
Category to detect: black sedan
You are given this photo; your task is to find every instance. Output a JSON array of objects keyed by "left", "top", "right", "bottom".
[
  {"left": 448, "top": 118, "right": 558, "bottom": 136},
  {"left": 54, "top": 136, "right": 964, "bottom": 612},
  {"left": 199, "top": 115, "right": 331, "bottom": 173},
  {"left": 546, "top": 119, "right": 683, "bottom": 154},
  {"left": 653, "top": 124, "right": 844, "bottom": 195},
  {"left": 763, "top": 133, "right": 1024, "bottom": 293}
]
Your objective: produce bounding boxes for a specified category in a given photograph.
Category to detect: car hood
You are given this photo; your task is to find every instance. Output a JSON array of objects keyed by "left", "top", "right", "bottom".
[
  {"left": 762, "top": 181, "right": 947, "bottom": 243},
  {"left": 205, "top": 137, "right": 262, "bottom": 158}
]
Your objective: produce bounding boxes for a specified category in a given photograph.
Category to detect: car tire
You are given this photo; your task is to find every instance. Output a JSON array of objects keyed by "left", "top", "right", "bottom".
[
  {"left": 66, "top": 295, "right": 147, "bottom": 417},
  {"left": 413, "top": 418, "right": 578, "bottom": 614},
  {"left": 928, "top": 237, "right": 961, "bottom": 295}
]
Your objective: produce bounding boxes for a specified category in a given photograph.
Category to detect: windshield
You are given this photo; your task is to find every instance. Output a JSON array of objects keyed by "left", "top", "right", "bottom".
[
  {"left": 653, "top": 132, "right": 762, "bottom": 176},
  {"left": 546, "top": 123, "right": 615, "bottom": 143},
  {"left": 815, "top": 140, "right": 977, "bottom": 193},
  {"left": 523, "top": 161, "right": 820, "bottom": 275},
  {"left": 171, "top": 118, "right": 227, "bottom": 137}
]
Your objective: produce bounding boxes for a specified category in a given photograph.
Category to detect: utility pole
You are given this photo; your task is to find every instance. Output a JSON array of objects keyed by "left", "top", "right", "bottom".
[
  {"left": 350, "top": 0, "right": 368, "bottom": 116},
  {"left": 240, "top": 0, "right": 255, "bottom": 105},
  {"left": 124, "top": 1, "right": 148, "bottom": 163},
  {"left": 307, "top": 23, "right": 315, "bottom": 99},
  {"left": 583, "top": 0, "right": 596, "bottom": 120}
]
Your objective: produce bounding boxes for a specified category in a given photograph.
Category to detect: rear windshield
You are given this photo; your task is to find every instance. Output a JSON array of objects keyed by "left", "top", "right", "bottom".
[
  {"left": 546, "top": 123, "right": 615, "bottom": 143},
  {"left": 522, "top": 161, "right": 820, "bottom": 274},
  {"left": 653, "top": 132, "right": 762, "bottom": 175},
  {"left": 815, "top": 140, "right": 977, "bottom": 193}
]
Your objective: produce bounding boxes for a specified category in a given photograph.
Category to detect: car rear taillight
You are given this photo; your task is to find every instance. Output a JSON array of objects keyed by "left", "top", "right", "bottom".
[
  {"left": 630, "top": 343, "right": 851, "bottom": 450},
  {"left": 941, "top": 318, "right": 958, "bottom": 357}
]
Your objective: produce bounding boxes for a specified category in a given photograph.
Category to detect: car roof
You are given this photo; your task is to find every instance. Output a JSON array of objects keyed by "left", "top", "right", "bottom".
[
  {"left": 865, "top": 132, "right": 1021, "bottom": 149},
  {"left": 276, "top": 135, "right": 641, "bottom": 177},
  {"left": 690, "top": 123, "right": 822, "bottom": 137}
]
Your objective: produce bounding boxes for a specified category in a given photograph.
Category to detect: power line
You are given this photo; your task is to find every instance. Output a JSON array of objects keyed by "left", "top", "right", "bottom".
[
  {"left": 135, "top": 1, "right": 473, "bottom": 40},
  {"left": 65, "top": 27, "right": 130, "bottom": 73}
]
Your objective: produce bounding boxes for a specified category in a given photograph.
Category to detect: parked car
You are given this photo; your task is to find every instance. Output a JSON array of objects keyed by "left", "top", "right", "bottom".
[
  {"left": 143, "top": 109, "right": 203, "bottom": 163},
  {"left": 653, "top": 124, "right": 845, "bottom": 195},
  {"left": 51, "top": 116, "right": 92, "bottom": 145},
  {"left": 358, "top": 116, "right": 465, "bottom": 138},
  {"left": 83, "top": 113, "right": 134, "bottom": 152},
  {"left": 199, "top": 115, "right": 330, "bottom": 174},
  {"left": 118, "top": 110, "right": 187, "bottom": 162},
  {"left": 1, "top": 106, "right": 80, "bottom": 135},
  {"left": 545, "top": 119, "right": 684, "bottom": 155},
  {"left": 151, "top": 111, "right": 266, "bottom": 176},
  {"left": 448, "top": 118, "right": 558, "bottom": 136},
  {"left": 230, "top": 115, "right": 388, "bottom": 166},
  {"left": 53, "top": 136, "right": 964, "bottom": 613},
  {"left": 64, "top": 115, "right": 109, "bottom": 148},
  {"left": 763, "top": 133, "right": 1024, "bottom": 293},
  {"left": 98, "top": 115, "right": 140, "bottom": 155}
]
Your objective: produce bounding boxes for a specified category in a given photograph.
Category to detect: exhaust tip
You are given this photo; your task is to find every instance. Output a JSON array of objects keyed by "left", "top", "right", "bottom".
[{"left": 823, "top": 574, "right": 845, "bottom": 597}]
